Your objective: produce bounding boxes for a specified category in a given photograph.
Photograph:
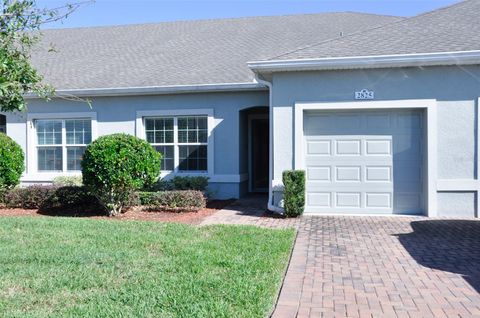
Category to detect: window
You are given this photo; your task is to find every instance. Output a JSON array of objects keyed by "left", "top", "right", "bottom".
[
  {"left": 145, "top": 116, "right": 208, "bottom": 172},
  {"left": 36, "top": 119, "right": 92, "bottom": 172},
  {"left": 145, "top": 118, "right": 174, "bottom": 171}
]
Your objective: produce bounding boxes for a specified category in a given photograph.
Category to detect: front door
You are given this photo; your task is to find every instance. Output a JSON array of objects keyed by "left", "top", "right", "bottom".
[
  {"left": 0, "top": 114, "right": 5, "bottom": 134},
  {"left": 251, "top": 118, "right": 269, "bottom": 192}
]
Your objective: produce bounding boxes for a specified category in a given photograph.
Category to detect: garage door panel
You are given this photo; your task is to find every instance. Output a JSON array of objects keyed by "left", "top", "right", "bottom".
[
  {"left": 335, "top": 139, "right": 361, "bottom": 155},
  {"left": 335, "top": 166, "right": 361, "bottom": 181},
  {"left": 304, "top": 109, "right": 424, "bottom": 215},
  {"left": 366, "top": 193, "right": 392, "bottom": 208},
  {"left": 365, "top": 139, "right": 392, "bottom": 155},
  {"left": 336, "top": 192, "right": 361, "bottom": 207},
  {"left": 307, "top": 183, "right": 392, "bottom": 192},
  {"left": 306, "top": 157, "right": 391, "bottom": 166},
  {"left": 307, "top": 192, "right": 331, "bottom": 207},
  {"left": 306, "top": 140, "right": 331, "bottom": 155},
  {"left": 307, "top": 166, "right": 331, "bottom": 181},
  {"left": 365, "top": 166, "right": 392, "bottom": 182}
]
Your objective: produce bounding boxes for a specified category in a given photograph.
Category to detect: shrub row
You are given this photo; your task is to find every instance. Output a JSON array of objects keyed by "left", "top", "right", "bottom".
[
  {"left": 138, "top": 190, "right": 206, "bottom": 212},
  {"left": 4, "top": 185, "right": 99, "bottom": 210},
  {"left": 0, "top": 133, "right": 207, "bottom": 216},
  {"left": 2, "top": 185, "right": 205, "bottom": 213},
  {"left": 150, "top": 176, "right": 209, "bottom": 192}
]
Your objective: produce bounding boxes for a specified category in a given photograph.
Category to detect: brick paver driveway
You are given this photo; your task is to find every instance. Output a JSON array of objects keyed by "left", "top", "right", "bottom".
[{"left": 274, "top": 216, "right": 480, "bottom": 318}]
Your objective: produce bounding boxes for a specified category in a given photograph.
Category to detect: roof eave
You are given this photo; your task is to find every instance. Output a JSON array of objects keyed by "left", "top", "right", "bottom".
[
  {"left": 248, "top": 50, "right": 480, "bottom": 74},
  {"left": 24, "top": 82, "right": 267, "bottom": 99}
]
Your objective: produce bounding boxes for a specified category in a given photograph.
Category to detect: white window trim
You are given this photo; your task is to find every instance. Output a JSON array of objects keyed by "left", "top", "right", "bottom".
[
  {"left": 136, "top": 109, "right": 215, "bottom": 178},
  {"left": 294, "top": 99, "right": 438, "bottom": 217},
  {"left": 26, "top": 112, "right": 98, "bottom": 179}
]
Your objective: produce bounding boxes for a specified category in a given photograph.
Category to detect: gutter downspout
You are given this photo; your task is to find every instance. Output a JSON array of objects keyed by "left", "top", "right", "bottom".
[{"left": 253, "top": 75, "right": 284, "bottom": 215}]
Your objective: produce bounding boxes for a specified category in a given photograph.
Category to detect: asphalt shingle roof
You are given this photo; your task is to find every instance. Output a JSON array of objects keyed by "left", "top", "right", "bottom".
[
  {"left": 31, "top": 12, "right": 401, "bottom": 90},
  {"left": 273, "top": 0, "right": 480, "bottom": 61}
]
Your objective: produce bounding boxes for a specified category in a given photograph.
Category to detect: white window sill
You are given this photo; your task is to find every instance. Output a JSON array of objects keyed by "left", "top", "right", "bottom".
[{"left": 21, "top": 172, "right": 82, "bottom": 182}]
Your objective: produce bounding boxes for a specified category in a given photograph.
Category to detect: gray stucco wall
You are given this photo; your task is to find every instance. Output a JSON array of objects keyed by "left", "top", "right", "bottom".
[
  {"left": 271, "top": 65, "right": 480, "bottom": 217},
  {"left": 437, "top": 192, "right": 477, "bottom": 217},
  {"left": 4, "top": 90, "right": 268, "bottom": 199}
]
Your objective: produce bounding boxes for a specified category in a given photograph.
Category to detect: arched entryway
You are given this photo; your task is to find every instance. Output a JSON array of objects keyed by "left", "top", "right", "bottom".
[
  {"left": 239, "top": 106, "right": 269, "bottom": 193},
  {"left": 0, "top": 114, "right": 6, "bottom": 134}
]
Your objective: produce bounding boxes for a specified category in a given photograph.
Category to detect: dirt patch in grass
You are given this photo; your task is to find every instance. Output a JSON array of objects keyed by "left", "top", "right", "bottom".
[{"left": 0, "top": 199, "right": 236, "bottom": 224}]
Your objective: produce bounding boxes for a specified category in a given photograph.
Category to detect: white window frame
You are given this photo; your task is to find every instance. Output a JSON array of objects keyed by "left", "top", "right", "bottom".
[
  {"left": 136, "top": 109, "right": 215, "bottom": 178},
  {"left": 145, "top": 117, "right": 176, "bottom": 172},
  {"left": 26, "top": 112, "right": 98, "bottom": 178}
]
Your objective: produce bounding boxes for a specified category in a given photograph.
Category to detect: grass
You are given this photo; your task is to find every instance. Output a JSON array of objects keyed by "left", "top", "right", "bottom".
[{"left": 0, "top": 217, "right": 295, "bottom": 318}]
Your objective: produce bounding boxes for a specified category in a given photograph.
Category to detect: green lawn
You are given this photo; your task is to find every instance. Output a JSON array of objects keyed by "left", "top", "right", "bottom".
[{"left": 0, "top": 217, "right": 295, "bottom": 318}]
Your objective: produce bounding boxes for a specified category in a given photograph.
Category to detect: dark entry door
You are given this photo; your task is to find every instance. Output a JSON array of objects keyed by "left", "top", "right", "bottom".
[
  {"left": 251, "top": 118, "right": 269, "bottom": 192},
  {"left": 0, "top": 115, "right": 5, "bottom": 134}
]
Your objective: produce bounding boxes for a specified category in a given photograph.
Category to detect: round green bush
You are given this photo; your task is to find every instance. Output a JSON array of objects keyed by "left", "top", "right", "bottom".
[
  {"left": 0, "top": 133, "right": 25, "bottom": 189},
  {"left": 82, "top": 134, "right": 161, "bottom": 216}
]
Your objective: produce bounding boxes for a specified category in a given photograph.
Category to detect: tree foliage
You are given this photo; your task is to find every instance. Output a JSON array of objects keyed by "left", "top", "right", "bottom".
[
  {"left": 0, "top": 0, "right": 90, "bottom": 112},
  {"left": 0, "top": 133, "right": 25, "bottom": 189}
]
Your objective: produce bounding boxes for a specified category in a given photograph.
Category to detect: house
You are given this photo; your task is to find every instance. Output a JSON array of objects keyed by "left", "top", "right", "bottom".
[{"left": 3, "top": 0, "right": 480, "bottom": 217}]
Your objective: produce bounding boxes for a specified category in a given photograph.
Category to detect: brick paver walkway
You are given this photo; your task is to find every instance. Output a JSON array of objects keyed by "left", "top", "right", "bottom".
[
  {"left": 200, "top": 195, "right": 299, "bottom": 229},
  {"left": 274, "top": 216, "right": 480, "bottom": 318}
]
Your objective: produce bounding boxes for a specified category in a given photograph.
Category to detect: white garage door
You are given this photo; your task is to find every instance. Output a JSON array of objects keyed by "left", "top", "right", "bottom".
[{"left": 304, "top": 109, "right": 424, "bottom": 215}]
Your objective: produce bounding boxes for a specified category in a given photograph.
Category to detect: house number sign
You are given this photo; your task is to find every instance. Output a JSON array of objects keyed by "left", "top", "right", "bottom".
[{"left": 354, "top": 89, "right": 374, "bottom": 100}]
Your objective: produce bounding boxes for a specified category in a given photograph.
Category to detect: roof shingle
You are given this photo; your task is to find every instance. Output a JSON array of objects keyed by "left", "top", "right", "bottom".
[
  {"left": 31, "top": 12, "right": 401, "bottom": 90},
  {"left": 273, "top": 0, "right": 480, "bottom": 61}
]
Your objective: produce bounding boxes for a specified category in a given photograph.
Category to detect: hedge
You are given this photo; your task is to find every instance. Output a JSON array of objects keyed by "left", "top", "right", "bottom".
[
  {"left": 3, "top": 186, "right": 206, "bottom": 213},
  {"left": 138, "top": 190, "right": 206, "bottom": 212},
  {"left": 149, "top": 176, "right": 209, "bottom": 192},
  {"left": 282, "top": 170, "right": 305, "bottom": 218},
  {"left": 4, "top": 185, "right": 99, "bottom": 210}
]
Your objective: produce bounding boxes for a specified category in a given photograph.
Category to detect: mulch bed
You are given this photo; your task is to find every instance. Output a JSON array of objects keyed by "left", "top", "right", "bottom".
[{"left": 0, "top": 199, "right": 236, "bottom": 225}]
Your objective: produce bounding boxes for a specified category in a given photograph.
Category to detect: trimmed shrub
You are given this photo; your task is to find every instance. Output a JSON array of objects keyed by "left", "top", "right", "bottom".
[
  {"left": 147, "top": 179, "right": 174, "bottom": 192},
  {"left": 171, "top": 176, "right": 209, "bottom": 191},
  {"left": 0, "top": 133, "right": 25, "bottom": 190},
  {"left": 82, "top": 134, "right": 161, "bottom": 216},
  {"left": 282, "top": 170, "right": 305, "bottom": 218},
  {"left": 52, "top": 176, "right": 83, "bottom": 187},
  {"left": 0, "top": 187, "right": 6, "bottom": 206},
  {"left": 44, "top": 186, "right": 99, "bottom": 210},
  {"left": 5, "top": 185, "right": 56, "bottom": 209},
  {"left": 4, "top": 185, "right": 99, "bottom": 210},
  {"left": 138, "top": 190, "right": 206, "bottom": 212},
  {"left": 149, "top": 176, "right": 210, "bottom": 192}
]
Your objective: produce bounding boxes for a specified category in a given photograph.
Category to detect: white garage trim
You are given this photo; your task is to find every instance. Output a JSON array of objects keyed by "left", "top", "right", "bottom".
[{"left": 294, "top": 99, "right": 438, "bottom": 216}]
